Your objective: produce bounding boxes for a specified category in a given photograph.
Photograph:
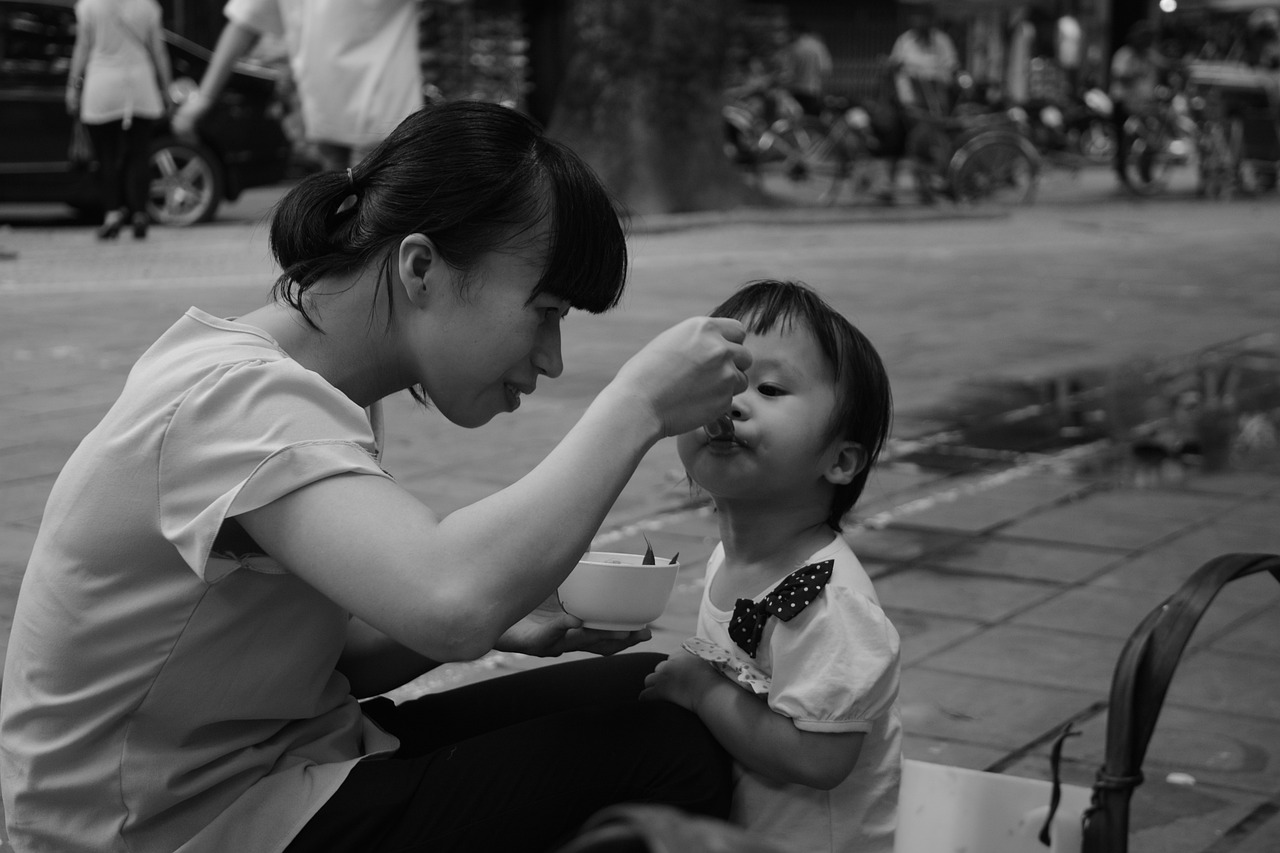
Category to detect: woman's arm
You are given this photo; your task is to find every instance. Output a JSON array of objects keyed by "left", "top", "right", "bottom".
[
  {"left": 640, "top": 653, "right": 863, "bottom": 789},
  {"left": 237, "top": 317, "right": 749, "bottom": 664},
  {"left": 65, "top": 14, "right": 91, "bottom": 115},
  {"left": 339, "top": 617, "right": 440, "bottom": 698}
]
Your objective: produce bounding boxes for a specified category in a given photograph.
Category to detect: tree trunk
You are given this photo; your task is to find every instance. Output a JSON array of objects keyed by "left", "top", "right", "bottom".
[{"left": 547, "top": 0, "right": 758, "bottom": 216}]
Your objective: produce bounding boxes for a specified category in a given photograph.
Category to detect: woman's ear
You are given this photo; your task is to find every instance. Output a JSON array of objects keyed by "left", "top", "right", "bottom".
[
  {"left": 397, "top": 233, "right": 443, "bottom": 310},
  {"left": 824, "top": 441, "right": 867, "bottom": 486}
]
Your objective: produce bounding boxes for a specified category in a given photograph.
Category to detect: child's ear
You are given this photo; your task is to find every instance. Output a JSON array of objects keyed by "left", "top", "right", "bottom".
[
  {"left": 824, "top": 441, "right": 867, "bottom": 486},
  {"left": 397, "top": 233, "right": 445, "bottom": 310}
]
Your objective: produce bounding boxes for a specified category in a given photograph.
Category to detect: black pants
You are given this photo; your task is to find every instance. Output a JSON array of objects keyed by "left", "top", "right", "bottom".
[
  {"left": 84, "top": 118, "right": 155, "bottom": 215},
  {"left": 1112, "top": 102, "right": 1131, "bottom": 182},
  {"left": 285, "top": 653, "right": 732, "bottom": 853}
]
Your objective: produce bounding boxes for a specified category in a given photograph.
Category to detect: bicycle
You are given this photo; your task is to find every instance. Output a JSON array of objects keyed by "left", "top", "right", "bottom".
[{"left": 1117, "top": 84, "right": 1198, "bottom": 195}]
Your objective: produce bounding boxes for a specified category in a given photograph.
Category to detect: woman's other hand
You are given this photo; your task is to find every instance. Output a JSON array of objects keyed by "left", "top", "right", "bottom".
[
  {"left": 494, "top": 594, "right": 651, "bottom": 658},
  {"left": 65, "top": 85, "right": 81, "bottom": 116},
  {"left": 609, "top": 316, "right": 751, "bottom": 438}
]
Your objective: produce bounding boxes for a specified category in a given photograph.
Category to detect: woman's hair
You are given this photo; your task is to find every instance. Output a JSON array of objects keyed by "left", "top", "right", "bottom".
[
  {"left": 268, "top": 101, "right": 628, "bottom": 330},
  {"left": 710, "top": 279, "right": 893, "bottom": 531}
]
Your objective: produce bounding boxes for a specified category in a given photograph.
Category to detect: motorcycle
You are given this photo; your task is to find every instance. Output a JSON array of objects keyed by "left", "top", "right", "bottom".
[{"left": 1015, "top": 87, "right": 1117, "bottom": 167}]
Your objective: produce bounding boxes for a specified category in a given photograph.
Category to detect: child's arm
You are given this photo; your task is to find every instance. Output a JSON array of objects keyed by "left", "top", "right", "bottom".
[{"left": 641, "top": 653, "right": 863, "bottom": 790}]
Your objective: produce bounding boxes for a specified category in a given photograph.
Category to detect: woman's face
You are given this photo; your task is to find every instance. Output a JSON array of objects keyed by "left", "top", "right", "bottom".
[
  {"left": 408, "top": 225, "right": 569, "bottom": 428},
  {"left": 676, "top": 322, "right": 846, "bottom": 507}
]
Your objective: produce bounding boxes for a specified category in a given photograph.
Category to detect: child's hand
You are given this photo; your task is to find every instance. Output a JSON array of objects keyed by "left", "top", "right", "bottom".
[
  {"left": 610, "top": 317, "right": 751, "bottom": 438},
  {"left": 639, "top": 651, "right": 720, "bottom": 712}
]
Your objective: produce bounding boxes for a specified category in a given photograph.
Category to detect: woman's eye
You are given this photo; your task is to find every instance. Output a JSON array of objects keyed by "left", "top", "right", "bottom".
[{"left": 541, "top": 307, "right": 564, "bottom": 323}]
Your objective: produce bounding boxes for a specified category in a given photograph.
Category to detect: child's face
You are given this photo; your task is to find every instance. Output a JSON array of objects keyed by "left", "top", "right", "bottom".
[{"left": 676, "top": 323, "right": 853, "bottom": 506}]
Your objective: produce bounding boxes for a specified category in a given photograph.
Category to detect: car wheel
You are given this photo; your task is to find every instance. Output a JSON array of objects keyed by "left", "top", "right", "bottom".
[{"left": 146, "top": 137, "right": 224, "bottom": 226}]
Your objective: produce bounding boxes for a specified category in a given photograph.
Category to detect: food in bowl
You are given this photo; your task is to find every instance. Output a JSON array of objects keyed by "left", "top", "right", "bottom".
[{"left": 557, "top": 550, "right": 681, "bottom": 630}]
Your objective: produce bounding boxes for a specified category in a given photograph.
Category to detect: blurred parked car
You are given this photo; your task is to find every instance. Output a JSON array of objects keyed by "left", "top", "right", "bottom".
[{"left": 0, "top": 0, "right": 291, "bottom": 225}]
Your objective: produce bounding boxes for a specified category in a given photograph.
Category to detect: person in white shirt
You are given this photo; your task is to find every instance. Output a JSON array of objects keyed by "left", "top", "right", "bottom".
[
  {"left": 889, "top": 3, "right": 958, "bottom": 115},
  {"left": 172, "top": 0, "right": 422, "bottom": 171}
]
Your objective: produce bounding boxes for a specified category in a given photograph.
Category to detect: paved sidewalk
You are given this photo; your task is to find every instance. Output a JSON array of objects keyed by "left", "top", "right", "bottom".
[{"left": 1, "top": 167, "right": 1277, "bottom": 851}]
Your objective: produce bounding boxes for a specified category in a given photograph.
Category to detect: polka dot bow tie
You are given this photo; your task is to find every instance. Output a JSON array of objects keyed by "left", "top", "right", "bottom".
[{"left": 728, "top": 560, "right": 834, "bottom": 658}]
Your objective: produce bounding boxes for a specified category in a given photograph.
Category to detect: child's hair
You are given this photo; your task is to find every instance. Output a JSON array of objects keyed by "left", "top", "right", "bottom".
[
  {"left": 710, "top": 279, "right": 892, "bottom": 530},
  {"left": 268, "top": 101, "right": 628, "bottom": 329}
]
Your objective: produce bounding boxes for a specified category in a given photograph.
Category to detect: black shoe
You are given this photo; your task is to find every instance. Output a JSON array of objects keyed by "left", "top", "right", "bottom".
[
  {"left": 96, "top": 213, "right": 123, "bottom": 240},
  {"left": 131, "top": 212, "right": 149, "bottom": 239}
]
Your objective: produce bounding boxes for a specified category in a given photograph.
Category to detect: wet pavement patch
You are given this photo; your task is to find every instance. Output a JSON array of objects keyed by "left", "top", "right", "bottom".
[{"left": 894, "top": 332, "right": 1280, "bottom": 481}]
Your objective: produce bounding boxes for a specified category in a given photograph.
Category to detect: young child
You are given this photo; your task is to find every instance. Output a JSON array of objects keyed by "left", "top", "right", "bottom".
[{"left": 641, "top": 279, "right": 900, "bottom": 853}]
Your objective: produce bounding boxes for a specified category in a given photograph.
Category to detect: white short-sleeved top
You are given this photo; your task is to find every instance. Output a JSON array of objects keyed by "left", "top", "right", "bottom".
[
  {"left": 75, "top": 0, "right": 167, "bottom": 125},
  {"left": 223, "top": 0, "right": 423, "bottom": 148},
  {"left": 694, "top": 537, "right": 903, "bottom": 853},
  {"left": 0, "top": 308, "right": 399, "bottom": 853}
]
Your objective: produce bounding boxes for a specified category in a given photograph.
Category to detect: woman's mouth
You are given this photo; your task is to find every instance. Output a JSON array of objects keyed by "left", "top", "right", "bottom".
[{"left": 504, "top": 383, "right": 522, "bottom": 411}]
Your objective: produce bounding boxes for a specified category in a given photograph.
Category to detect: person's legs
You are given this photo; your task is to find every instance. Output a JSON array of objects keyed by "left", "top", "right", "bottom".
[
  {"left": 122, "top": 118, "right": 156, "bottom": 236},
  {"left": 286, "top": 654, "right": 732, "bottom": 853},
  {"left": 1112, "top": 101, "right": 1131, "bottom": 185},
  {"left": 85, "top": 120, "right": 125, "bottom": 236}
]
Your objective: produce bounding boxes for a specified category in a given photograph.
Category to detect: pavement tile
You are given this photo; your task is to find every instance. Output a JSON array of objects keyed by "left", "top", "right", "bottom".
[
  {"left": 877, "top": 492, "right": 1034, "bottom": 534},
  {"left": 875, "top": 564, "right": 1061, "bottom": 623},
  {"left": 842, "top": 525, "right": 969, "bottom": 563},
  {"left": 899, "top": 668, "right": 1100, "bottom": 751},
  {"left": 1209, "top": 599, "right": 1280, "bottom": 659},
  {"left": 1095, "top": 526, "right": 1280, "bottom": 594},
  {"left": 927, "top": 537, "right": 1124, "bottom": 583},
  {"left": 883, "top": 608, "right": 982, "bottom": 666},
  {"left": 998, "top": 499, "right": 1196, "bottom": 550},
  {"left": 1184, "top": 470, "right": 1280, "bottom": 498},
  {"left": 1012, "top": 583, "right": 1173, "bottom": 638},
  {"left": 1214, "top": 495, "right": 1280, "bottom": 530},
  {"left": 920, "top": 623, "right": 1123, "bottom": 694},
  {"left": 1163, "top": 648, "right": 1280, "bottom": 719}
]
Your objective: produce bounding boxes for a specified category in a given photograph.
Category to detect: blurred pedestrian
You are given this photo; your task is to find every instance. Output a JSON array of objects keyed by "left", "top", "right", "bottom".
[
  {"left": 1109, "top": 20, "right": 1167, "bottom": 188},
  {"left": 172, "top": 0, "right": 422, "bottom": 172},
  {"left": 889, "top": 3, "right": 958, "bottom": 116},
  {"left": 778, "top": 20, "right": 832, "bottom": 117},
  {"left": 66, "top": 0, "right": 172, "bottom": 240}
]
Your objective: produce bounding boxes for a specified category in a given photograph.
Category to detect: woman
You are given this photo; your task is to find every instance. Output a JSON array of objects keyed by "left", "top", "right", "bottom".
[
  {"left": 65, "top": 0, "right": 171, "bottom": 239},
  {"left": 1, "top": 102, "right": 750, "bottom": 852}
]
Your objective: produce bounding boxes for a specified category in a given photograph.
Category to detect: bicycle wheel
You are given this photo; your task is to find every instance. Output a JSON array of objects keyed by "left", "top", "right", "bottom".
[
  {"left": 775, "top": 116, "right": 838, "bottom": 178},
  {"left": 948, "top": 133, "right": 1040, "bottom": 205}
]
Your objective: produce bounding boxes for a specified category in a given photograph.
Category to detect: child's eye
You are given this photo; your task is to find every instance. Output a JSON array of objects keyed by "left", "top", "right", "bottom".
[{"left": 758, "top": 383, "right": 786, "bottom": 397}]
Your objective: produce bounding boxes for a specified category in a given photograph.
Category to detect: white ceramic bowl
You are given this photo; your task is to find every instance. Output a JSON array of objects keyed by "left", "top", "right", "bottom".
[{"left": 557, "top": 550, "right": 681, "bottom": 630}]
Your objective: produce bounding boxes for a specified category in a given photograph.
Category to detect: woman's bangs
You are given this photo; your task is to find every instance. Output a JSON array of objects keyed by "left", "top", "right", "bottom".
[{"left": 535, "top": 154, "right": 628, "bottom": 314}]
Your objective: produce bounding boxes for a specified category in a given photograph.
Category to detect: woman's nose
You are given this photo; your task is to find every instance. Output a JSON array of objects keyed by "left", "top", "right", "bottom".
[{"left": 533, "top": 324, "right": 564, "bottom": 379}]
